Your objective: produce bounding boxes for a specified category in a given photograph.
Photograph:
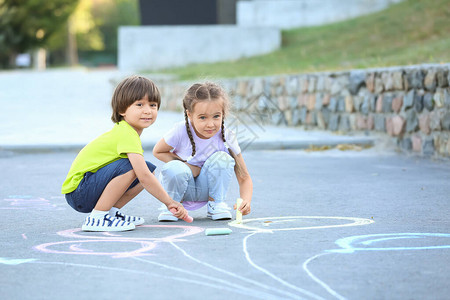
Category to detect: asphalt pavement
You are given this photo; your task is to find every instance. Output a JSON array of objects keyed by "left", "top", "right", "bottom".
[{"left": 1, "top": 69, "right": 449, "bottom": 300}]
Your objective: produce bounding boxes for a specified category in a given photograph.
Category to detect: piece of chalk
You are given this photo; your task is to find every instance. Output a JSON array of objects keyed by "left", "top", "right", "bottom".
[
  {"left": 169, "top": 208, "right": 193, "bottom": 223},
  {"left": 235, "top": 198, "right": 243, "bottom": 224},
  {"left": 205, "top": 228, "right": 232, "bottom": 236}
]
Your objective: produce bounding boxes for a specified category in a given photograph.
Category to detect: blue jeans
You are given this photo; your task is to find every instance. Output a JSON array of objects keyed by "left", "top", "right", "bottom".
[
  {"left": 65, "top": 158, "right": 156, "bottom": 213},
  {"left": 159, "top": 151, "right": 235, "bottom": 210}
]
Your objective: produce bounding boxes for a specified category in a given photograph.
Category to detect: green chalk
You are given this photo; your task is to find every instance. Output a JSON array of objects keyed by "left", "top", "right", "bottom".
[{"left": 205, "top": 228, "right": 232, "bottom": 236}]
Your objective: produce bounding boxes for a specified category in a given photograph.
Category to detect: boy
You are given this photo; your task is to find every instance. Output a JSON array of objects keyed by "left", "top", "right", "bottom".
[{"left": 62, "top": 75, "right": 188, "bottom": 231}]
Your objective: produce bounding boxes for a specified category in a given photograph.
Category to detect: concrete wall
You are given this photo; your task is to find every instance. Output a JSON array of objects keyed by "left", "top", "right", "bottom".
[
  {"left": 237, "top": 0, "right": 404, "bottom": 29},
  {"left": 118, "top": 25, "right": 281, "bottom": 71},
  {"left": 156, "top": 64, "right": 450, "bottom": 158}
]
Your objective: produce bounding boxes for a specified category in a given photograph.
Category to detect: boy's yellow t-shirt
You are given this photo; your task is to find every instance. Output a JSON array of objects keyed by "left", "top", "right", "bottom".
[{"left": 61, "top": 121, "right": 143, "bottom": 194}]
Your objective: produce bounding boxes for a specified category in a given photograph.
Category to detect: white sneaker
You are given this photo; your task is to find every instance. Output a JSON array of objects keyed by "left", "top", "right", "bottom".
[
  {"left": 81, "top": 214, "right": 135, "bottom": 232},
  {"left": 114, "top": 211, "right": 145, "bottom": 226},
  {"left": 157, "top": 207, "right": 178, "bottom": 222},
  {"left": 207, "top": 201, "right": 232, "bottom": 220}
]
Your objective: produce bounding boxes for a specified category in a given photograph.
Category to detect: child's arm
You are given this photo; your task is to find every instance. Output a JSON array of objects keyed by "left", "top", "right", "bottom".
[
  {"left": 153, "top": 138, "right": 201, "bottom": 177},
  {"left": 234, "top": 153, "right": 253, "bottom": 215},
  {"left": 127, "top": 152, "right": 188, "bottom": 219}
]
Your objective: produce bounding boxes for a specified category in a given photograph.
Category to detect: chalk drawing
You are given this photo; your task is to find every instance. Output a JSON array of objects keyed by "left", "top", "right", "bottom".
[
  {"left": 229, "top": 216, "right": 374, "bottom": 232},
  {"left": 34, "top": 225, "right": 204, "bottom": 258},
  {"left": 1, "top": 195, "right": 64, "bottom": 211},
  {"left": 332, "top": 233, "right": 450, "bottom": 253},
  {"left": 302, "top": 232, "right": 450, "bottom": 300},
  {"left": 0, "top": 257, "right": 37, "bottom": 265}
]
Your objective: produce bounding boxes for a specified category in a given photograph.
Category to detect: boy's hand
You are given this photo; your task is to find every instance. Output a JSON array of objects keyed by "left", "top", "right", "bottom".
[
  {"left": 167, "top": 202, "right": 188, "bottom": 219},
  {"left": 234, "top": 198, "right": 251, "bottom": 215}
]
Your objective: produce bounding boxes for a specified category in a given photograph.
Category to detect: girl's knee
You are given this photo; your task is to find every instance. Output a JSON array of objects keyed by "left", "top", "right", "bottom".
[
  {"left": 161, "top": 160, "right": 192, "bottom": 179},
  {"left": 205, "top": 151, "right": 235, "bottom": 170}
]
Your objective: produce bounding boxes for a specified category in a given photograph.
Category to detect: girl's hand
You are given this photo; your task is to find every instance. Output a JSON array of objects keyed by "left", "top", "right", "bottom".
[
  {"left": 234, "top": 198, "right": 251, "bottom": 215},
  {"left": 167, "top": 202, "right": 188, "bottom": 220}
]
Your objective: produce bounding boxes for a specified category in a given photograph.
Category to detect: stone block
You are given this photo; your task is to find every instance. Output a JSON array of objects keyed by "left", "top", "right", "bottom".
[
  {"left": 366, "top": 73, "right": 376, "bottom": 93},
  {"left": 392, "top": 71, "right": 404, "bottom": 90},
  {"left": 328, "top": 97, "right": 338, "bottom": 112},
  {"left": 424, "top": 69, "right": 437, "bottom": 92},
  {"left": 403, "top": 90, "right": 415, "bottom": 110},
  {"left": 345, "top": 95, "right": 354, "bottom": 112},
  {"left": 286, "top": 76, "right": 299, "bottom": 96},
  {"left": 308, "top": 76, "right": 317, "bottom": 93},
  {"left": 353, "top": 95, "right": 363, "bottom": 112},
  {"left": 405, "top": 109, "right": 419, "bottom": 133},
  {"left": 423, "top": 92, "right": 434, "bottom": 111},
  {"left": 382, "top": 72, "right": 394, "bottom": 91},
  {"left": 291, "top": 108, "right": 301, "bottom": 125},
  {"left": 321, "top": 108, "right": 331, "bottom": 127},
  {"left": 392, "top": 96, "right": 403, "bottom": 113},
  {"left": 356, "top": 115, "right": 367, "bottom": 130},
  {"left": 374, "top": 114, "right": 386, "bottom": 131},
  {"left": 316, "top": 76, "right": 326, "bottom": 91},
  {"left": 434, "top": 88, "right": 445, "bottom": 108},
  {"left": 374, "top": 76, "right": 384, "bottom": 94},
  {"left": 307, "top": 94, "right": 316, "bottom": 111},
  {"left": 315, "top": 93, "right": 323, "bottom": 110},
  {"left": 429, "top": 109, "right": 443, "bottom": 131},
  {"left": 277, "top": 96, "right": 288, "bottom": 111},
  {"left": 330, "top": 80, "right": 343, "bottom": 95},
  {"left": 419, "top": 113, "right": 431, "bottom": 134},
  {"left": 237, "top": 80, "right": 248, "bottom": 96},
  {"left": 367, "top": 114, "right": 375, "bottom": 130},
  {"left": 289, "top": 96, "right": 298, "bottom": 109},
  {"left": 375, "top": 95, "right": 383, "bottom": 113},
  {"left": 339, "top": 115, "right": 350, "bottom": 132},
  {"left": 349, "top": 71, "right": 366, "bottom": 95},
  {"left": 411, "top": 134, "right": 422, "bottom": 152},
  {"left": 414, "top": 91, "right": 424, "bottom": 113},
  {"left": 442, "top": 112, "right": 450, "bottom": 130},
  {"left": 337, "top": 96, "right": 346, "bottom": 112},
  {"left": 299, "top": 76, "right": 309, "bottom": 93},
  {"left": 392, "top": 115, "right": 406, "bottom": 136},
  {"left": 383, "top": 94, "right": 393, "bottom": 113},
  {"left": 422, "top": 138, "right": 435, "bottom": 156},
  {"left": 298, "top": 94, "right": 308, "bottom": 107},
  {"left": 361, "top": 94, "right": 373, "bottom": 115},
  {"left": 407, "top": 69, "right": 424, "bottom": 89},
  {"left": 322, "top": 93, "right": 331, "bottom": 106},
  {"left": 328, "top": 114, "right": 340, "bottom": 131},
  {"left": 445, "top": 88, "right": 450, "bottom": 109},
  {"left": 316, "top": 111, "right": 326, "bottom": 129},
  {"left": 306, "top": 111, "right": 316, "bottom": 125},
  {"left": 300, "top": 107, "right": 308, "bottom": 124},
  {"left": 436, "top": 69, "right": 448, "bottom": 88},
  {"left": 401, "top": 137, "right": 412, "bottom": 151}
]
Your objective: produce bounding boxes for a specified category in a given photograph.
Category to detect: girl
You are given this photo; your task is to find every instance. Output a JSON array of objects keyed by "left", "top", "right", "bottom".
[
  {"left": 62, "top": 75, "right": 188, "bottom": 232},
  {"left": 153, "top": 82, "right": 253, "bottom": 221}
]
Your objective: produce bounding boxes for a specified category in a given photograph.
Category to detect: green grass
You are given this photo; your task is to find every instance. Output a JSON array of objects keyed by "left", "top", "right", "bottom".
[{"left": 156, "top": 0, "right": 450, "bottom": 80}]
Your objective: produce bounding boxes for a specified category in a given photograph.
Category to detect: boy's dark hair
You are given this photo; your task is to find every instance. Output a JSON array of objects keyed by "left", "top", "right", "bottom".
[{"left": 111, "top": 75, "right": 161, "bottom": 123}]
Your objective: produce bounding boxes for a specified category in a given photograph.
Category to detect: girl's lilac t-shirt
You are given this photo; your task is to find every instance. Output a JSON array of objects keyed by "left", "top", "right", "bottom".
[{"left": 163, "top": 121, "right": 241, "bottom": 167}]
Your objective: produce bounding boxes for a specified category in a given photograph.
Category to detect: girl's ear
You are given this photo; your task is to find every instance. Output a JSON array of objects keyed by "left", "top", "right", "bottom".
[{"left": 186, "top": 110, "right": 192, "bottom": 120}]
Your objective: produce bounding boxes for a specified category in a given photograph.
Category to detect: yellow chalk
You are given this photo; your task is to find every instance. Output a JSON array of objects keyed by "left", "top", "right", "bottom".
[{"left": 236, "top": 198, "right": 243, "bottom": 224}]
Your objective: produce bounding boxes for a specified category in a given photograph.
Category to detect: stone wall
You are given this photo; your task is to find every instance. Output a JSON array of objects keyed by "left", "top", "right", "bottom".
[{"left": 157, "top": 64, "right": 450, "bottom": 157}]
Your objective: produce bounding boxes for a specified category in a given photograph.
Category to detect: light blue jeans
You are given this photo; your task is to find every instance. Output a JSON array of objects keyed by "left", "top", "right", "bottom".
[{"left": 159, "top": 151, "right": 235, "bottom": 210}]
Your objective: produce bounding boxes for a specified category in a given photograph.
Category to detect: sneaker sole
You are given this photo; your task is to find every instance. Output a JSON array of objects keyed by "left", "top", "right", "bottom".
[
  {"left": 82, "top": 224, "right": 136, "bottom": 232},
  {"left": 207, "top": 212, "right": 232, "bottom": 221},
  {"left": 158, "top": 214, "right": 179, "bottom": 222}
]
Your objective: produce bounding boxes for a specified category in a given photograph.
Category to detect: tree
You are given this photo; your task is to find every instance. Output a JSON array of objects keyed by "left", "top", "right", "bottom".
[{"left": 0, "top": 0, "right": 79, "bottom": 68}]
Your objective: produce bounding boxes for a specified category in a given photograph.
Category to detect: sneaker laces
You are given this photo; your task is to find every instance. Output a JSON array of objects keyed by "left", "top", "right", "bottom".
[{"left": 210, "top": 201, "right": 230, "bottom": 211}]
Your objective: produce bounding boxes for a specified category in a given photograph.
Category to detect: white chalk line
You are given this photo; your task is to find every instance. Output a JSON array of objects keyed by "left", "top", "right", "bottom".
[
  {"left": 28, "top": 260, "right": 247, "bottom": 294},
  {"left": 243, "top": 232, "right": 325, "bottom": 300},
  {"left": 168, "top": 241, "right": 304, "bottom": 300},
  {"left": 302, "top": 253, "right": 347, "bottom": 300},
  {"left": 133, "top": 253, "right": 278, "bottom": 299}
]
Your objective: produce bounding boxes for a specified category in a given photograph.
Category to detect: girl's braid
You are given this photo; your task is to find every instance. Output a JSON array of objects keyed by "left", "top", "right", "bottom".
[{"left": 184, "top": 110, "right": 196, "bottom": 156}]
